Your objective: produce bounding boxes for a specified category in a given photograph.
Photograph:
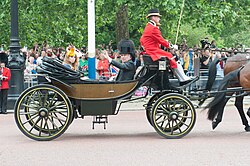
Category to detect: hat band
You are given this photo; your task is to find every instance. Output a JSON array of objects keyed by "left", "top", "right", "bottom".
[{"left": 147, "top": 13, "right": 161, "bottom": 18}]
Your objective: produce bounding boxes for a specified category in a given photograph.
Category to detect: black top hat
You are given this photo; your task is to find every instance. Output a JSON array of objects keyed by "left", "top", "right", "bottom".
[
  {"left": 146, "top": 8, "right": 162, "bottom": 18},
  {"left": 0, "top": 52, "right": 8, "bottom": 65},
  {"left": 118, "top": 39, "right": 135, "bottom": 62}
]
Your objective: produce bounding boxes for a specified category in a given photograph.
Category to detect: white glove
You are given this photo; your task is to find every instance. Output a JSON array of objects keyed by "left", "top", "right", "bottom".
[
  {"left": 103, "top": 50, "right": 112, "bottom": 63},
  {"left": 170, "top": 44, "right": 178, "bottom": 50},
  {"left": 172, "top": 44, "right": 178, "bottom": 50}
]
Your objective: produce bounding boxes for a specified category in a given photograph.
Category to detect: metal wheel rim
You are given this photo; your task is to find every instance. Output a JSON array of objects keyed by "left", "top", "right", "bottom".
[
  {"left": 151, "top": 94, "right": 196, "bottom": 139},
  {"left": 15, "top": 85, "right": 72, "bottom": 141}
]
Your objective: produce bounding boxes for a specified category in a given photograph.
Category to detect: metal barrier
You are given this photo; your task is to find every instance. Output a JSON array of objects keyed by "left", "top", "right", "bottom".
[{"left": 24, "top": 74, "right": 41, "bottom": 89}]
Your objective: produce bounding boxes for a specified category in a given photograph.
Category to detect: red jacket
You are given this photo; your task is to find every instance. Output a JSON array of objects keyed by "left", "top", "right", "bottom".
[
  {"left": 140, "top": 21, "right": 177, "bottom": 68},
  {"left": 0, "top": 67, "right": 11, "bottom": 89},
  {"left": 97, "top": 59, "right": 110, "bottom": 78}
]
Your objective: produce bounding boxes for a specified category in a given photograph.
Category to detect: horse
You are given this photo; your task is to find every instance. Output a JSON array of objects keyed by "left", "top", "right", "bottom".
[{"left": 205, "top": 52, "right": 250, "bottom": 131}]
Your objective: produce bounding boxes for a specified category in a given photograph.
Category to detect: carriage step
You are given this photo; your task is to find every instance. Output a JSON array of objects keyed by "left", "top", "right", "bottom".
[{"left": 92, "top": 115, "right": 108, "bottom": 129}]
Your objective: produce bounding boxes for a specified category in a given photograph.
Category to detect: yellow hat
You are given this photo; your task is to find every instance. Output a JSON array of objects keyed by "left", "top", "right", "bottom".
[{"left": 67, "top": 47, "right": 76, "bottom": 57}]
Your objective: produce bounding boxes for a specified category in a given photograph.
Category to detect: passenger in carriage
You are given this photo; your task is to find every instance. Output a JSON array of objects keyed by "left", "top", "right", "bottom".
[
  {"left": 140, "top": 8, "right": 196, "bottom": 86},
  {"left": 63, "top": 47, "right": 79, "bottom": 71},
  {"left": 103, "top": 39, "right": 136, "bottom": 81}
]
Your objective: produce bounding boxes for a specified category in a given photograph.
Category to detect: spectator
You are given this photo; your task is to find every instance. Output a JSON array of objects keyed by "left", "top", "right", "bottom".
[
  {"left": 135, "top": 54, "right": 144, "bottom": 69},
  {"left": 210, "top": 40, "right": 216, "bottom": 48},
  {"left": 200, "top": 49, "right": 213, "bottom": 75},
  {"left": 214, "top": 51, "right": 224, "bottom": 77},
  {"left": 37, "top": 50, "right": 47, "bottom": 66},
  {"left": 200, "top": 37, "right": 210, "bottom": 49},
  {"left": 180, "top": 38, "right": 188, "bottom": 51},
  {"left": 79, "top": 54, "right": 88, "bottom": 76},
  {"left": 0, "top": 53, "right": 11, "bottom": 114},
  {"left": 0, "top": 44, "right": 4, "bottom": 52},
  {"left": 25, "top": 56, "right": 37, "bottom": 74}
]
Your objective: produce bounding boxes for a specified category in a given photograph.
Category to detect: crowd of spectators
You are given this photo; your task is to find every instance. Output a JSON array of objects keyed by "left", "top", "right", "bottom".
[{"left": 0, "top": 38, "right": 249, "bottom": 82}]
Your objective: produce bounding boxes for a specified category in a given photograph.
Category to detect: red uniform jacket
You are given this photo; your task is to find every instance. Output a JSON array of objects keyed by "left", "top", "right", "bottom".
[
  {"left": 0, "top": 67, "right": 11, "bottom": 89},
  {"left": 140, "top": 21, "right": 177, "bottom": 68}
]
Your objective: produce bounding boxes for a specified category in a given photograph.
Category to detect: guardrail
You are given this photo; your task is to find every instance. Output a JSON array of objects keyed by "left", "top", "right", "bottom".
[{"left": 24, "top": 74, "right": 42, "bottom": 89}]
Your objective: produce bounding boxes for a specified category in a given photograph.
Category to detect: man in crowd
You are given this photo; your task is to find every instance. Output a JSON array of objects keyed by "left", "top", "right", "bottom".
[
  {"left": 140, "top": 8, "right": 195, "bottom": 86},
  {"left": 0, "top": 53, "right": 11, "bottom": 114}
]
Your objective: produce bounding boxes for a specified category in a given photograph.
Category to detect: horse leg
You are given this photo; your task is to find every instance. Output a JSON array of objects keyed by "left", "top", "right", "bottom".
[
  {"left": 212, "top": 98, "right": 230, "bottom": 130},
  {"left": 235, "top": 96, "right": 250, "bottom": 131}
]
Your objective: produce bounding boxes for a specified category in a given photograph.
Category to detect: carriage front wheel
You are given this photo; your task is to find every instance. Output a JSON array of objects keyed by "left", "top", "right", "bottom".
[
  {"left": 151, "top": 93, "right": 196, "bottom": 139},
  {"left": 14, "top": 84, "right": 73, "bottom": 141}
]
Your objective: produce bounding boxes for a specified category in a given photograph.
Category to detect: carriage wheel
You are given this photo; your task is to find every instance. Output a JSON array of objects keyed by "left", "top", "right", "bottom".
[
  {"left": 146, "top": 93, "right": 161, "bottom": 125},
  {"left": 151, "top": 93, "right": 196, "bottom": 139},
  {"left": 14, "top": 84, "right": 73, "bottom": 141}
]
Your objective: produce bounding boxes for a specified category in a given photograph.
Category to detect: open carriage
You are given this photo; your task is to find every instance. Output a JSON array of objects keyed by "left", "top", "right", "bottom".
[{"left": 14, "top": 55, "right": 200, "bottom": 141}]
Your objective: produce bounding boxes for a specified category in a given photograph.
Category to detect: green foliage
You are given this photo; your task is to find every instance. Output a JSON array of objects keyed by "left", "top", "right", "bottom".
[{"left": 0, "top": 0, "right": 249, "bottom": 48}]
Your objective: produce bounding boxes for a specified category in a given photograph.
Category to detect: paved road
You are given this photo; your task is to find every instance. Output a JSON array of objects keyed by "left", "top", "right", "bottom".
[{"left": 0, "top": 103, "right": 250, "bottom": 166}]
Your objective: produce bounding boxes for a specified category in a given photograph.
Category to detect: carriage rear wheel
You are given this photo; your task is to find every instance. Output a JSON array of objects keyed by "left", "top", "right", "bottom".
[
  {"left": 146, "top": 94, "right": 159, "bottom": 126},
  {"left": 14, "top": 84, "right": 73, "bottom": 141},
  {"left": 151, "top": 93, "right": 196, "bottom": 139}
]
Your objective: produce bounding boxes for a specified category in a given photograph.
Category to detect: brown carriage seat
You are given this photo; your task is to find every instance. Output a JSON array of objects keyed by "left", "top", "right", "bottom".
[{"left": 142, "top": 55, "right": 169, "bottom": 70}]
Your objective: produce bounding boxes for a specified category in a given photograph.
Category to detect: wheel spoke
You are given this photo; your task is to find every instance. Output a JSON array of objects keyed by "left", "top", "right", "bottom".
[
  {"left": 176, "top": 119, "right": 189, "bottom": 127},
  {"left": 35, "top": 90, "right": 44, "bottom": 106},
  {"left": 43, "top": 93, "right": 49, "bottom": 107},
  {"left": 48, "top": 117, "right": 60, "bottom": 131},
  {"left": 178, "top": 108, "right": 190, "bottom": 114},
  {"left": 160, "top": 116, "right": 167, "bottom": 128},
  {"left": 22, "top": 103, "right": 40, "bottom": 110},
  {"left": 29, "top": 117, "right": 41, "bottom": 132},
  {"left": 171, "top": 120, "right": 174, "bottom": 135},
  {"left": 44, "top": 118, "right": 52, "bottom": 136},
  {"left": 159, "top": 105, "right": 170, "bottom": 114},
  {"left": 52, "top": 112, "right": 64, "bottom": 126},
  {"left": 20, "top": 111, "right": 38, "bottom": 115},
  {"left": 22, "top": 114, "right": 39, "bottom": 125},
  {"left": 49, "top": 114, "right": 66, "bottom": 123},
  {"left": 39, "top": 118, "right": 44, "bottom": 136},
  {"left": 156, "top": 115, "right": 169, "bottom": 124},
  {"left": 51, "top": 110, "right": 68, "bottom": 117},
  {"left": 163, "top": 119, "right": 171, "bottom": 131},
  {"left": 178, "top": 115, "right": 192, "bottom": 119},
  {"left": 174, "top": 120, "right": 182, "bottom": 133},
  {"left": 48, "top": 93, "right": 57, "bottom": 107},
  {"left": 48, "top": 101, "right": 67, "bottom": 111}
]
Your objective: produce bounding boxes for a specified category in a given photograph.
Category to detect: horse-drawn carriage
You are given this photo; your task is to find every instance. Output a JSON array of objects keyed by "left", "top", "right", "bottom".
[
  {"left": 14, "top": 51, "right": 250, "bottom": 141},
  {"left": 14, "top": 55, "right": 199, "bottom": 141}
]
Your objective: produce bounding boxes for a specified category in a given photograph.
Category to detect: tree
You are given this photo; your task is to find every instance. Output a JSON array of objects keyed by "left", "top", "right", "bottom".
[{"left": 0, "top": 0, "right": 249, "bottom": 48}]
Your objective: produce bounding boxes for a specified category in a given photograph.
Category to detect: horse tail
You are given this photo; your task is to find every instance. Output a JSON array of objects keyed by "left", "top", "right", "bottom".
[
  {"left": 205, "top": 58, "right": 220, "bottom": 91},
  {"left": 206, "top": 67, "right": 241, "bottom": 120}
]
